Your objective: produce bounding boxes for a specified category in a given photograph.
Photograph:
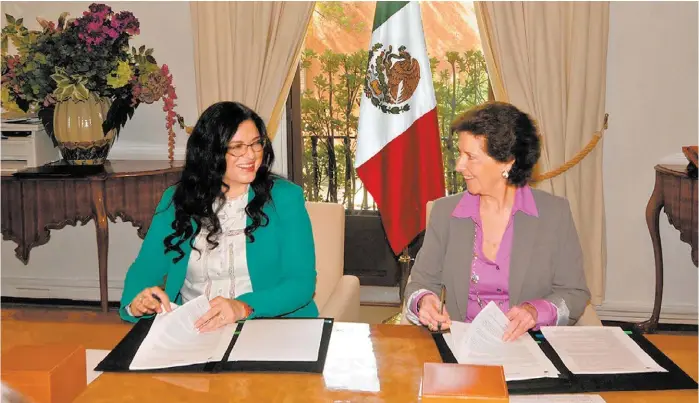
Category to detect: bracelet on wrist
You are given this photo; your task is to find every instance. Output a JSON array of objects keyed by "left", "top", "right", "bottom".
[{"left": 241, "top": 302, "right": 253, "bottom": 318}]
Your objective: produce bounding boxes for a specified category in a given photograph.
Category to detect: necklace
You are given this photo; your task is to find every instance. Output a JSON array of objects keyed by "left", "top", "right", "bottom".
[{"left": 469, "top": 227, "right": 484, "bottom": 308}]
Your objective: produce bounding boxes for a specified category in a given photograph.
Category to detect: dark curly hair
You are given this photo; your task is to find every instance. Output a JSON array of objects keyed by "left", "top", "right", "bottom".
[
  {"left": 451, "top": 101, "right": 540, "bottom": 187},
  {"left": 164, "top": 101, "right": 276, "bottom": 263}
]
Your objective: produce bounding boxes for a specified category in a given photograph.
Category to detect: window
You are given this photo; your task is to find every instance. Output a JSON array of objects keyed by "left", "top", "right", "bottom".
[
  {"left": 297, "top": 2, "right": 490, "bottom": 210},
  {"left": 289, "top": 2, "right": 491, "bottom": 286}
]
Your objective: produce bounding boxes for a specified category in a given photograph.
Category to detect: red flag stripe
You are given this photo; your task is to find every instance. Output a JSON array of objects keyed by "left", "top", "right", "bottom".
[{"left": 356, "top": 108, "right": 445, "bottom": 254}]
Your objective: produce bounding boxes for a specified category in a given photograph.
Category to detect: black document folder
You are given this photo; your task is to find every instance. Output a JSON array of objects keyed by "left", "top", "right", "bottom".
[
  {"left": 96, "top": 317, "right": 334, "bottom": 374},
  {"left": 431, "top": 328, "right": 697, "bottom": 395}
]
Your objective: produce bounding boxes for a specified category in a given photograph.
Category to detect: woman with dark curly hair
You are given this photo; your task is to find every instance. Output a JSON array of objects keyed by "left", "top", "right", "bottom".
[
  {"left": 119, "top": 101, "right": 317, "bottom": 331},
  {"left": 404, "top": 102, "right": 590, "bottom": 341}
]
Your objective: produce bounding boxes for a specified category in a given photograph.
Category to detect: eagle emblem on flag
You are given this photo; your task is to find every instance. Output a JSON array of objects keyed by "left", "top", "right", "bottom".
[{"left": 364, "top": 43, "right": 421, "bottom": 115}]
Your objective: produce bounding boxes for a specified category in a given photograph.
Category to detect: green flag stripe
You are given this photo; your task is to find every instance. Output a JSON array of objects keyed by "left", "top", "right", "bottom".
[{"left": 372, "top": 1, "right": 410, "bottom": 31}]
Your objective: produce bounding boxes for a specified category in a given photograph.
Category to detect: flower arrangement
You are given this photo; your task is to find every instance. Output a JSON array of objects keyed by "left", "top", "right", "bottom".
[{"left": 1, "top": 3, "right": 185, "bottom": 160}]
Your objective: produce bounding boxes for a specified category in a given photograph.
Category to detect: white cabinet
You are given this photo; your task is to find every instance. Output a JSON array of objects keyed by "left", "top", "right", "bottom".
[{"left": 1, "top": 122, "right": 59, "bottom": 173}]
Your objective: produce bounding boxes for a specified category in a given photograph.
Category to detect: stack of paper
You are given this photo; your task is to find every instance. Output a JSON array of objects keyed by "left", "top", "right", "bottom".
[
  {"left": 540, "top": 327, "right": 667, "bottom": 374},
  {"left": 443, "top": 301, "right": 560, "bottom": 381},
  {"left": 129, "top": 295, "right": 235, "bottom": 370},
  {"left": 127, "top": 295, "right": 328, "bottom": 371}
]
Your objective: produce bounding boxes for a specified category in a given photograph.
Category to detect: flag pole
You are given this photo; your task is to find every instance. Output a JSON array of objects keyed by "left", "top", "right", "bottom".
[
  {"left": 397, "top": 246, "right": 412, "bottom": 302},
  {"left": 383, "top": 246, "right": 412, "bottom": 325}
]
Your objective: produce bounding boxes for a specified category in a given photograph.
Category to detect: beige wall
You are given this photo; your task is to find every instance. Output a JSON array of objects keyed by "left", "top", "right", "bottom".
[{"left": 600, "top": 1, "right": 698, "bottom": 323}]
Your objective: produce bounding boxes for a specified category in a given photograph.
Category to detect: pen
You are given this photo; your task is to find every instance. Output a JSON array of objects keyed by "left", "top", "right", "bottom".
[
  {"left": 437, "top": 285, "right": 446, "bottom": 331},
  {"left": 151, "top": 293, "right": 168, "bottom": 314},
  {"left": 197, "top": 312, "right": 221, "bottom": 330}
]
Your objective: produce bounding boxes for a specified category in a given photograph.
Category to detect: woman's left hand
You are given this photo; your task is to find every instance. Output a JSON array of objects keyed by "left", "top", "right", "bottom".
[
  {"left": 503, "top": 303, "right": 538, "bottom": 342},
  {"left": 195, "top": 297, "right": 250, "bottom": 333}
]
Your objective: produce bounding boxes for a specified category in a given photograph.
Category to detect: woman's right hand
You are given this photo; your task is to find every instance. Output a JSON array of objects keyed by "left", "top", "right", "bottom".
[
  {"left": 418, "top": 293, "right": 452, "bottom": 331},
  {"left": 129, "top": 286, "right": 172, "bottom": 317}
]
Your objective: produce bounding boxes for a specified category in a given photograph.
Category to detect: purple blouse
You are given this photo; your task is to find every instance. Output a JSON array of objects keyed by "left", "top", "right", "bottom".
[{"left": 411, "top": 186, "right": 557, "bottom": 326}]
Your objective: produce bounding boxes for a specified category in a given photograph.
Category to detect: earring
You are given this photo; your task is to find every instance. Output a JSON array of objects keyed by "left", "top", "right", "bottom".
[{"left": 502, "top": 170, "right": 509, "bottom": 179}]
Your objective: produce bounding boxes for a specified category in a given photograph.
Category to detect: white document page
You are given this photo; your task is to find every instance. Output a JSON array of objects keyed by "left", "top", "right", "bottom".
[
  {"left": 541, "top": 326, "right": 667, "bottom": 374},
  {"left": 510, "top": 394, "right": 606, "bottom": 403},
  {"left": 129, "top": 295, "right": 235, "bottom": 370},
  {"left": 86, "top": 349, "right": 110, "bottom": 385},
  {"left": 444, "top": 301, "right": 559, "bottom": 381},
  {"left": 228, "top": 319, "right": 325, "bottom": 362}
]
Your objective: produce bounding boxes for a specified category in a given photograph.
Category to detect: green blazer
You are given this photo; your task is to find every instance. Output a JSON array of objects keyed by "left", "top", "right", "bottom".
[{"left": 119, "top": 178, "right": 318, "bottom": 323}]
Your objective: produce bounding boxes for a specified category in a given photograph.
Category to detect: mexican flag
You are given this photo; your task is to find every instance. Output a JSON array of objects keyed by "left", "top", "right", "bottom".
[{"left": 355, "top": 1, "right": 445, "bottom": 255}]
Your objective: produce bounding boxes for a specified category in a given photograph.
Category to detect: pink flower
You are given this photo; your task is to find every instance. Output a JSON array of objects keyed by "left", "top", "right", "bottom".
[
  {"left": 73, "top": 3, "right": 138, "bottom": 49},
  {"left": 88, "top": 3, "right": 113, "bottom": 20},
  {"left": 7, "top": 55, "right": 20, "bottom": 69},
  {"left": 163, "top": 96, "right": 175, "bottom": 110},
  {"left": 43, "top": 93, "right": 56, "bottom": 107},
  {"left": 158, "top": 67, "right": 179, "bottom": 135},
  {"left": 112, "top": 11, "right": 140, "bottom": 36},
  {"left": 87, "top": 21, "right": 102, "bottom": 32},
  {"left": 105, "top": 27, "right": 118, "bottom": 39},
  {"left": 130, "top": 82, "right": 142, "bottom": 106}
]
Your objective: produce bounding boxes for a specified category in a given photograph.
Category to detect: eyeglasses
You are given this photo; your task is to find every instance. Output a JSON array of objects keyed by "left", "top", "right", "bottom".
[{"left": 227, "top": 139, "right": 266, "bottom": 157}]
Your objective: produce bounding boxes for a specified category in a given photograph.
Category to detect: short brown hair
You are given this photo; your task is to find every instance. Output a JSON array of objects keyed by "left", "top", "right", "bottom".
[{"left": 451, "top": 102, "right": 540, "bottom": 186}]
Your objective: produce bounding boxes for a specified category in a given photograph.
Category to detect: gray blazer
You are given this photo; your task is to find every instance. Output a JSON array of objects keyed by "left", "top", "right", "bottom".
[{"left": 405, "top": 189, "right": 591, "bottom": 325}]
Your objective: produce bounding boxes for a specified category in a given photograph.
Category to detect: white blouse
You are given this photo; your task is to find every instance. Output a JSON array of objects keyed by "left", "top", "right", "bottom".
[{"left": 180, "top": 192, "right": 253, "bottom": 303}]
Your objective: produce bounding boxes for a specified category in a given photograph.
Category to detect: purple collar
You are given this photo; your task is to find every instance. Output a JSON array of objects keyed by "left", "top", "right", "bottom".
[{"left": 452, "top": 185, "right": 539, "bottom": 219}]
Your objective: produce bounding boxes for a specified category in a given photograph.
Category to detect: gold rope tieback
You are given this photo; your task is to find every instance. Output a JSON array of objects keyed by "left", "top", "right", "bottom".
[{"left": 532, "top": 113, "right": 609, "bottom": 183}]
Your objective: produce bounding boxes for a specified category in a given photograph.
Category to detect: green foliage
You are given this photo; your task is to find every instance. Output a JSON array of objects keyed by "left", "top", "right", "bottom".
[
  {"left": 301, "top": 47, "right": 369, "bottom": 206},
  {"left": 432, "top": 49, "right": 489, "bottom": 194},
  {"left": 132, "top": 45, "right": 158, "bottom": 69},
  {"left": 51, "top": 68, "right": 90, "bottom": 102},
  {"left": 315, "top": 2, "right": 367, "bottom": 34}
]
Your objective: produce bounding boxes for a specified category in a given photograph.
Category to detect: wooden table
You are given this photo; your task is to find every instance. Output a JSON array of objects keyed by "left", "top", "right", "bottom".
[
  {"left": 1, "top": 160, "right": 183, "bottom": 312},
  {"left": 1, "top": 310, "right": 696, "bottom": 403},
  {"left": 639, "top": 164, "right": 698, "bottom": 333}
]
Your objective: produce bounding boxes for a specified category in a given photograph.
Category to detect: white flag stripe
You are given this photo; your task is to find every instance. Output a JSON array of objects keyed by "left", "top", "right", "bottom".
[{"left": 355, "top": 2, "right": 437, "bottom": 168}]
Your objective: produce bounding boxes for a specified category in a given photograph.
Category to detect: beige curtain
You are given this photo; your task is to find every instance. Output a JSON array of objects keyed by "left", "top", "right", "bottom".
[
  {"left": 190, "top": 1, "right": 314, "bottom": 138},
  {"left": 475, "top": 2, "right": 609, "bottom": 305}
]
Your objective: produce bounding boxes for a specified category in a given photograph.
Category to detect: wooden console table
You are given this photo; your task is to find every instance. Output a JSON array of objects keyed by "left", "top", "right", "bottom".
[
  {"left": 1, "top": 160, "right": 183, "bottom": 312},
  {"left": 638, "top": 164, "right": 697, "bottom": 333}
]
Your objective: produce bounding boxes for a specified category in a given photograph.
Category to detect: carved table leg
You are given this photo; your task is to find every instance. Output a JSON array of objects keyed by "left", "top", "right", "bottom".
[
  {"left": 90, "top": 179, "right": 110, "bottom": 313},
  {"left": 636, "top": 172, "right": 665, "bottom": 334}
]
